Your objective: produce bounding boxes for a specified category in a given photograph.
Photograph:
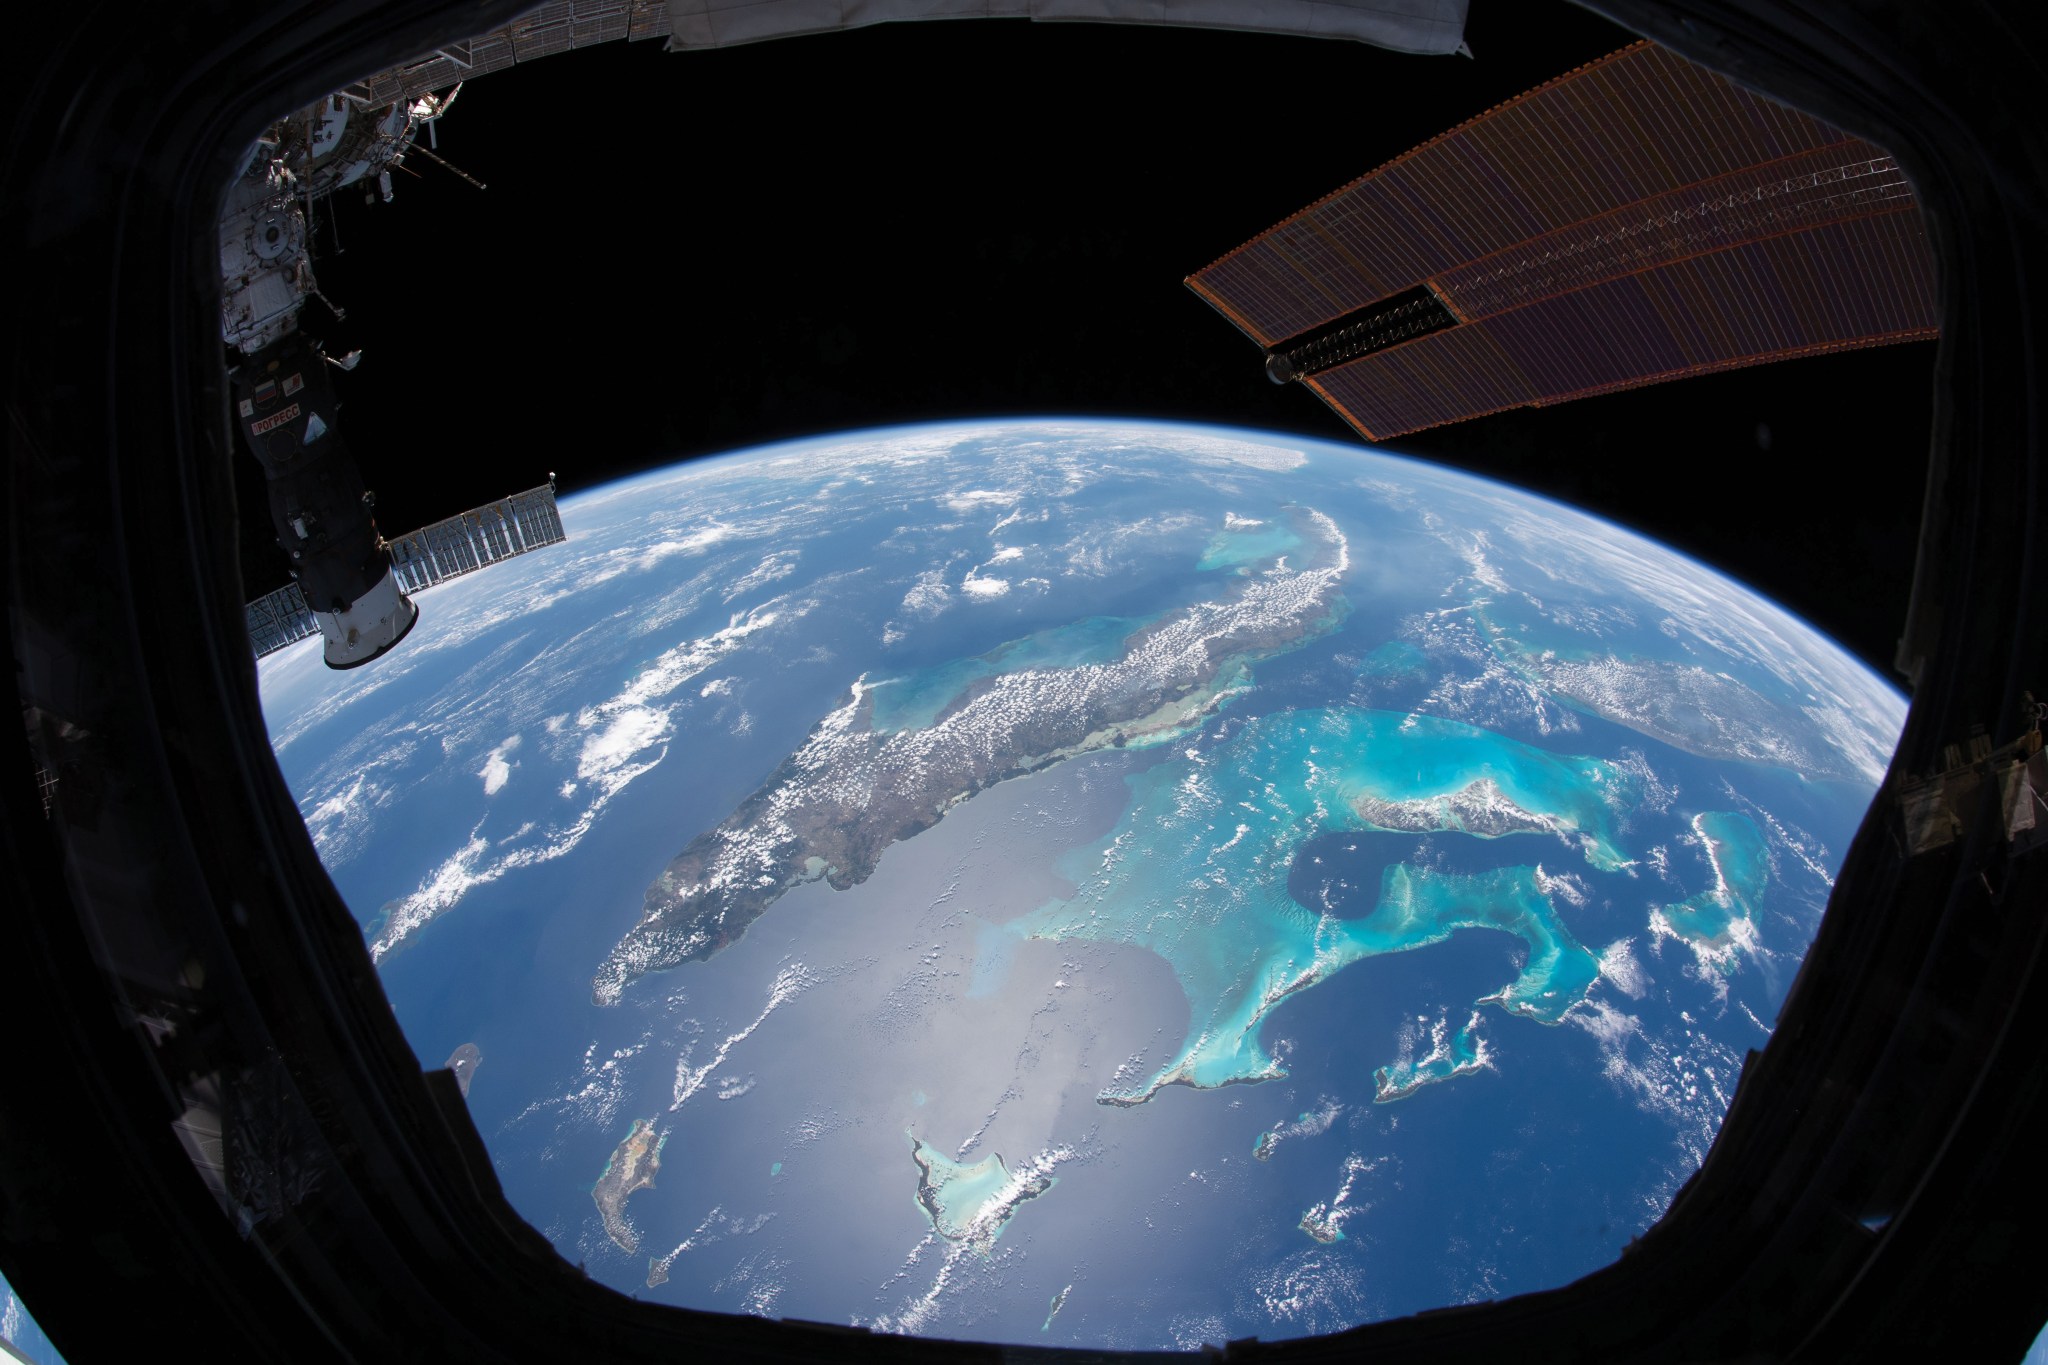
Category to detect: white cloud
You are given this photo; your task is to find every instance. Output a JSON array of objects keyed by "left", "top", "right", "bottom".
[
  {"left": 941, "top": 488, "right": 1018, "bottom": 513},
  {"left": 868, "top": 1140, "right": 1078, "bottom": 1336},
  {"left": 364, "top": 605, "right": 785, "bottom": 961},
  {"left": 604, "top": 605, "right": 781, "bottom": 715},
  {"left": 300, "top": 769, "right": 382, "bottom": 866},
  {"left": 371, "top": 740, "right": 665, "bottom": 963},
  {"left": 901, "top": 568, "right": 951, "bottom": 616},
  {"left": 960, "top": 572, "right": 1010, "bottom": 599},
  {"left": 1253, "top": 1095, "right": 1343, "bottom": 1160},
  {"left": 1297, "top": 1152, "right": 1380, "bottom": 1245},
  {"left": 1567, "top": 995, "right": 1641, "bottom": 1051},
  {"left": 723, "top": 550, "right": 800, "bottom": 602},
  {"left": 1598, "top": 937, "right": 1649, "bottom": 998},
  {"left": 672, "top": 961, "right": 819, "bottom": 1108},
  {"left": 1089, "top": 427, "right": 1308, "bottom": 471},
  {"left": 479, "top": 735, "right": 522, "bottom": 796},
  {"left": 577, "top": 705, "right": 670, "bottom": 782},
  {"left": 593, "top": 524, "right": 737, "bottom": 584},
  {"left": 1059, "top": 512, "right": 1204, "bottom": 576}
]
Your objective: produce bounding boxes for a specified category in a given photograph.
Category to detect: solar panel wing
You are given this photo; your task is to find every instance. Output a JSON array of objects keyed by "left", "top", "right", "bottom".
[
  {"left": 1308, "top": 209, "right": 1936, "bottom": 441},
  {"left": 1188, "top": 40, "right": 1939, "bottom": 439}
]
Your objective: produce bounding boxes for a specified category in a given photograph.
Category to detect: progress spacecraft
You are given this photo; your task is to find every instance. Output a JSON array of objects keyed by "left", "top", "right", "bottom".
[{"left": 220, "top": 82, "right": 563, "bottom": 667}]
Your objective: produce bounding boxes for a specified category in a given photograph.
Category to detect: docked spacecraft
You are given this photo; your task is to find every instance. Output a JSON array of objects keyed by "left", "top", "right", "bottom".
[
  {"left": 221, "top": 85, "right": 564, "bottom": 668},
  {"left": 218, "top": 88, "right": 462, "bottom": 667}
]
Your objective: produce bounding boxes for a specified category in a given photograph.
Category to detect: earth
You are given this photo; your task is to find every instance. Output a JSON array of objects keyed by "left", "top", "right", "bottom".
[{"left": 255, "top": 419, "right": 1904, "bottom": 1349}]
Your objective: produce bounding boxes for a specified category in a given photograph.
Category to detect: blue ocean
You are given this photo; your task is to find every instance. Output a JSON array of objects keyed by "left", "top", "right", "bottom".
[{"left": 258, "top": 421, "right": 1901, "bottom": 1347}]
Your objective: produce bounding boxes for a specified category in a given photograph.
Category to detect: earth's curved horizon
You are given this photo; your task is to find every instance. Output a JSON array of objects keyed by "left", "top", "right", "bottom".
[{"left": 260, "top": 418, "right": 1903, "bottom": 1348}]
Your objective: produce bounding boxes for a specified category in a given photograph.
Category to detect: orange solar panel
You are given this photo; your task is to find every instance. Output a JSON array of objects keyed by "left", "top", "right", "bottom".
[{"left": 1187, "top": 41, "right": 1939, "bottom": 440}]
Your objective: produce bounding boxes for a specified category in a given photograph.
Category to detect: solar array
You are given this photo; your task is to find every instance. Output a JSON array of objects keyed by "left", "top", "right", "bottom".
[
  {"left": 245, "top": 583, "right": 324, "bottom": 660},
  {"left": 247, "top": 480, "right": 567, "bottom": 660},
  {"left": 384, "top": 481, "right": 568, "bottom": 596},
  {"left": 1186, "top": 41, "right": 1940, "bottom": 441}
]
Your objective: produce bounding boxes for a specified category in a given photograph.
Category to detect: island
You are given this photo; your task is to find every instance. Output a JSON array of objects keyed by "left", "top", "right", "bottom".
[
  {"left": 593, "top": 509, "right": 1350, "bottom": 1004},
  {"left": 1042, "top": 1284, "right": 1071, "bottom": 1333},
  {"left": 444, "top": 1042, "right": 481, "bottom": 1099},
  {"left": 592, "top": 1116, "right": 666, "bottom": 1254},
  {"left": 1373, "top": 1010, "right": 1492, "bottom": 1103},
  {"left": 1352, "top": 779, "right": 1569, "bottom": 841},
  {"left": 909, "top": 1134, "right": 1059, "bottom": 1255},
  {"left": 1651, "top": 810, "right": 1770, "bottom": 968},
  {"left": 1008, "top": 705, "right": 1621, "bottom": 1107},
  {"left": 1297, "top": 1154, "right": 1372, "bottom": 1244},
  {"left": 1252, "top": 1102, "right": 1341, "bottom": 1161},
  {"left": 1298, "top": 1207, "right": 1346, "bottom": 1244}
]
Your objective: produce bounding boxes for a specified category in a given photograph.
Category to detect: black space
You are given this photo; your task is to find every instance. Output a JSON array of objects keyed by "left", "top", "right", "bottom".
[{"left": 237, "top": 3, "right": 1935, "bottom": 681}]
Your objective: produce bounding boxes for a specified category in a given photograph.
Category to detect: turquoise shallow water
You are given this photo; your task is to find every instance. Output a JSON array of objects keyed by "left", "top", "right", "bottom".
[
  {"left": 1661, "top": 811, "right": 1771, "bottom": 947},
  {"left": 870, "top": 615, "right": 1145, "bottom": 733},
  {"left": 1198, "top": 519, "right": 1305, "bottom": 571},
  {"left": 1364, "top": 864, "right": 1602, "bottom": 1024},
  {"left": 1702, "top": 811, "right": 1770, "bottom": 907},
  {"left": 1008, "top": 707, "right": 1619, "bottom": 1103},
  {"left": 1373, "top": 1007, "right": 1490, "bottom": 1103},
  {"left": 1360, "top": 639, "right": 1429, "bottom": 682},
  {"left": 909, "top": 1136, "right": 1054, "bottom": 1249},
  {"left": 254, "top": 420, "right": 1909, "bottom": 1345},
  {"left": 1307, "top": 709, "right": 1637, "bottom": 871}
]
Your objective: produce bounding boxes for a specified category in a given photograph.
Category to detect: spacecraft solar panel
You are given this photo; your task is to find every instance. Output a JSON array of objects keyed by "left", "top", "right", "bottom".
[
  {"left": 247, "top": 482, "right": 566, "bottom": 661},
  {"left": 1186, "top": 40, "right": 1940, "bottom": 441},
  {"left": 246, "top": 583, "right": 321, "bottom": 658},
  {"left": 384, "top": 482, "right": 568, "bottom": 598}
]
